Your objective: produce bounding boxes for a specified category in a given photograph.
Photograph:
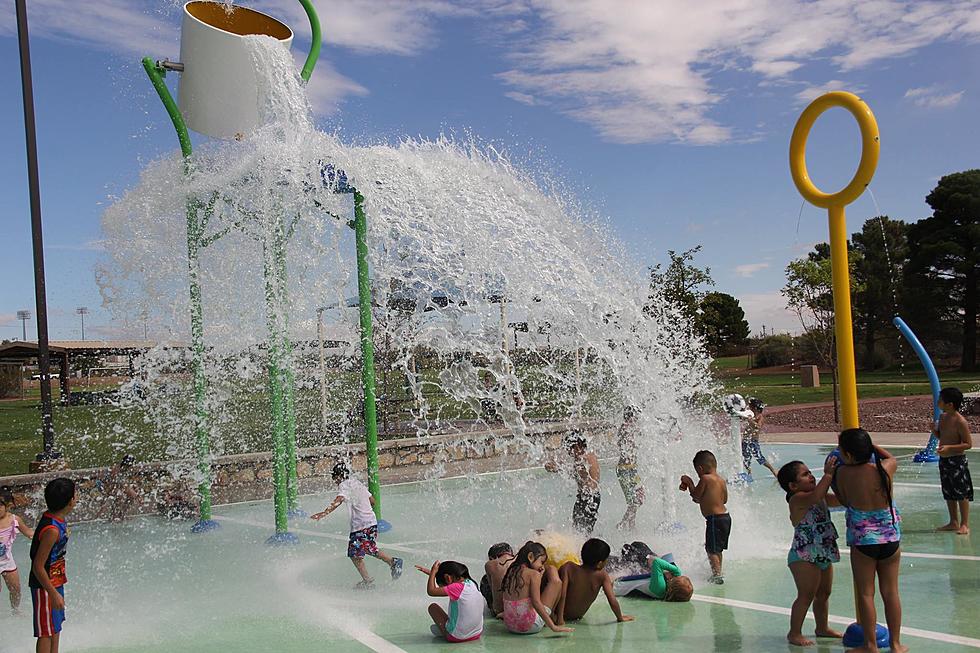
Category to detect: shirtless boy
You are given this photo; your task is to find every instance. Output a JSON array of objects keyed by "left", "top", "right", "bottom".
[
  {"left": 555, "top": 538, "right": 633, "bottom": 624},
  {"left": 482, "top": 542, "right": 515, "bottom": 616},
  {"left": 545, "top": 432, "right": 601, "bottom": 535},
  {"left": 680, "top": 450, "right": 731, "bottom": 584},
  {"left": 935, "top": 387, "right": 974, "bottom": 535}
]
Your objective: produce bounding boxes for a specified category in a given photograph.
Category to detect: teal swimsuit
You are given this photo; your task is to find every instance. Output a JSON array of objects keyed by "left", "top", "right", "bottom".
[
  {"left": 787, "top": 501, "right": 840, "bottom": 571},
  {"left": 648, "top": 557, "right": 682, "bottom": 599}
]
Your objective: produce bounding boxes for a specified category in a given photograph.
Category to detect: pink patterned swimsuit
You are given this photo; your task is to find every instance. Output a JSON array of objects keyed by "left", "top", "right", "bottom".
[
  {"left": 503, "top": 597, "right": 545, "bottom": 634},
  {"left": 0, "top": 516, "right": 19, "bottom": 573}
]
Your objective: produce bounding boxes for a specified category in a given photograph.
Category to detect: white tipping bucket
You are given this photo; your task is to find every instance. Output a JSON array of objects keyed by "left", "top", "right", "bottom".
[{"left": 178, "top": 1, "right": 293, "bottom": 140}]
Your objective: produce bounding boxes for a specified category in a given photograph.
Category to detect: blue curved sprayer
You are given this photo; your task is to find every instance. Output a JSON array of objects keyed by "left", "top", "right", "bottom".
[{"left": 892, "top": 316, "right": 941, "bottom": 463}]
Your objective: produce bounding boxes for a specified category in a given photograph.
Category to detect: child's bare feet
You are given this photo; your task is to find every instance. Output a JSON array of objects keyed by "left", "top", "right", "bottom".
[
  {"left": 814, "top": 627, "right": 843, "bottom": 639},
  {"left": 787, "top": 632, "right": 814, "bottom": 646},
  {"left": 937, "top": 522, "right": 960, "bottom": 532},
  {"left": 890, "top": 642, "right": 909, "bottom": 653},
  {"left": 957, "top": 524, "right": 970, "bottom": 535}
]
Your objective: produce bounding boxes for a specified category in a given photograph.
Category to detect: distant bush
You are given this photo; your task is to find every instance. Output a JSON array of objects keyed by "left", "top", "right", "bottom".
[{"left": 753, "top": 334, "right": 796, "bottom": 368}]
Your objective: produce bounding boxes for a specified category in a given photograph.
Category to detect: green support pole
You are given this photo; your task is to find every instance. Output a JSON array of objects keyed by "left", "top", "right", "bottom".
[
  {"left": 353, "top": 192, "right": 383, "bottom": 521},
  {"left": 141, "top": 57, "right": 217, "bottom": 532},
  {"left": 275, "top": 232, "right": 300, "bottom": 512},
  {"left": 263, "top": 233, "right": 291, "bottom": 539}
]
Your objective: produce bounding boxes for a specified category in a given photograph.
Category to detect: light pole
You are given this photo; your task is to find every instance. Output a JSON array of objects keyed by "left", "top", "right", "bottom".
[
  {"left": 76, "top": 307, "right": 89, "bottom": 341},
  {"left": 17, "top": 310, "right": 31, "bottom": 341},
  {"left": 16, "top": 0, "right": 58, "bottom": 466}
]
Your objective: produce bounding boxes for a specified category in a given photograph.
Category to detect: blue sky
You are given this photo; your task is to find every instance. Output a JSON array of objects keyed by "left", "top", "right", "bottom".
[{"left": 1, "top": 0, "right": 979, "bottom": 340}]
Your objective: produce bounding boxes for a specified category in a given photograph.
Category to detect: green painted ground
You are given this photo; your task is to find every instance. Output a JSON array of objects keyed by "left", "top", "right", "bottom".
[{"left": 2, "top": 444, "right": 979, "bottom": 651}]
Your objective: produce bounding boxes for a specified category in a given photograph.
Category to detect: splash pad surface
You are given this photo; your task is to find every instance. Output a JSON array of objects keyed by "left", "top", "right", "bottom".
[{"left": 3, "top": 444, "right": 980, "bottom": 652}]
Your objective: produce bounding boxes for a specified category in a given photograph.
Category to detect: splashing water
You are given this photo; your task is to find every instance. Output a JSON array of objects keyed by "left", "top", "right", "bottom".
[{"left": 92, "top": 35, "right": 786, "bottom": 606}]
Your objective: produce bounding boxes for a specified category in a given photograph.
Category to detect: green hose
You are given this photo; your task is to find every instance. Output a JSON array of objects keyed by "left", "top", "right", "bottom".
[{"left": 297, "top": 0, "right": 321, "bottom": 82}]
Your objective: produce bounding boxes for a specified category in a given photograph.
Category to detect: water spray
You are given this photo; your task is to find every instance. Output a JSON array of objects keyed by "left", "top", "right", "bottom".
[{"left": 893, "top": 316, "right": 942, "bottom": 463}]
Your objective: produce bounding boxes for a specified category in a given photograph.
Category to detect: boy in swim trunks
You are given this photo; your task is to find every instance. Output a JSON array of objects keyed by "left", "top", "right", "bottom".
[
  {"left": 935, "top": 387, "right": 974, "bottom": 535},
  {"left": 616, "top": 406, "right": 645, "bottom": 530},
  {"left": 311, "top": 462, "right": 404, "bottom": 588},
  {"left": 30, "top": 478, "right": 76, "bottom": 653},
  {"left": 545, "top": 432, "right": 601, "bottom": 535},
  {"left": 743, "top": 398, "right": 777, "bottom": 478},
  {"left": 680, "top": 450, "right": 731, "bottom": 584},
  {"left": 555, "top": 538, "right": 633, "bottom": 624}
]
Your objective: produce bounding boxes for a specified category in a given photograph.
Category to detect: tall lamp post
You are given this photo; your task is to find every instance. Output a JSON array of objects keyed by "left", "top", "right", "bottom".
[
  {"left": 76, "top": 307, "right": 89, "bottom": 340},
  {"left": 17, "top": 310, "right": 31, "bottom": 341},
  {"left": 16, "top": 0, "right": 59, "bottom": 468}
]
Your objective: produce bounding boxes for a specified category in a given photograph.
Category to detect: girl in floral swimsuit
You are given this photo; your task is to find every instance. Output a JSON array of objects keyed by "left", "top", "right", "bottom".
[
  {"left": 829, "top": 429, "right": 907, "bottom": 653},
  {"left": 500, "top": 542, "right": 572, "bottom": 635},
  {"left": 777, "top": 461, "right": 843, "bottom": 647}
]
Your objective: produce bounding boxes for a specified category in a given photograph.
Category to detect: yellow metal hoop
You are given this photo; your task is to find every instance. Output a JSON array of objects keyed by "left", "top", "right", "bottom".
[{"left": 789, "top": 91, "right": 879, "bottom": 209}]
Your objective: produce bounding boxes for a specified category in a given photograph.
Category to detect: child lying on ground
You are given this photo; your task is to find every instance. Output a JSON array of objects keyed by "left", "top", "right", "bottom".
[{"left": 556, "top": 538, "right": 633, "bottom": 624}]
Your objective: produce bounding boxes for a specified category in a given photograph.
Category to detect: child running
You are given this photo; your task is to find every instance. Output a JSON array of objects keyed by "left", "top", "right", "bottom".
[
  {"left": 416, "top": 560, "right": 484, "bottom": 643},
  {"left": 555, "top": 538, "right": 633, "bottom": 624},
  {"left": 777, "top": 460, "right": 843, "bottom": 646},
  {"left": 481, "top": 542, "right": 515, "bottom": 616},
  {"left": 500, "top": 541, "right": 572, "bottom": 635},
  {"left": 311, "top": 462, "right": 403, "bottom": 589},
  {"left": 934, "top": 387, "right": 973, "bottom": 535},
  {"left": 743, "top": 398, "right": 777, "bottom": 478},
  {"left": 679, "top": 450, "right": 730, "bottom": 584},
  {"left": 30, "top": 478, "right": 76, "bottom": 653},
  {"left": 830, "top": 429, "right": 906, "bottom": 653},
  {"left": 0, "top": 487, "right": 34, "bottom": 615},
  {"left": 616, "top": 406, "right": 645, "bottom": 531}
]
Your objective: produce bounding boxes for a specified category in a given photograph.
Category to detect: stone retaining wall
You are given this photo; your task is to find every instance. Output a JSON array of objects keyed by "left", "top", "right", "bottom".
[{"left": 0, "top": 419, "right": 611, "bottom": 523}]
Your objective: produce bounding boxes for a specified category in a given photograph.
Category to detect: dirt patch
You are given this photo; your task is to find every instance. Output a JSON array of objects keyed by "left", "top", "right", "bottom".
[{"left": 764, "top": 396, "right": 980, "bottom": 434}]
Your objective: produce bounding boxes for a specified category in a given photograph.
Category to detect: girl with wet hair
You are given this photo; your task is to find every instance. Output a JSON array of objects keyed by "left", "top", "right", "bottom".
[
  {"left": 500, "top": 542, "right": 571, "bottom": 635},
  {"left": 830, "top": 428, "right": 906, "bottom": 653},
  {"left": 416, "top": 560, "right": 484, "bottom": 642}
]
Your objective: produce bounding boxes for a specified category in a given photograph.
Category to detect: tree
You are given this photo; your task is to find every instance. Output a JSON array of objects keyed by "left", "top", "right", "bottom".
[
  {"left": 647, "top": 245, "right": 714, "bottom": 322},
  {"left": 697, "top": 292, "right": 749, "bottom": 353},
  {"left": 852, "top": 216, "right": 909, "bottom": 369},
  {"left": 782, "top": 248, "right": 854, "bottom": 422},
  {"left": 905, "top": 170, "right": 980, "bottom": 371}
]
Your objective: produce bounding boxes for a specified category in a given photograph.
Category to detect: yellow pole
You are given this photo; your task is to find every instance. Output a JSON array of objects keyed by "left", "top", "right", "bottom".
[
  {"left": 828, "top": 205, "right": 860, "bottom": 429},
  {"left": 789, "top": 90, "right": 879, "bottom": 431}
]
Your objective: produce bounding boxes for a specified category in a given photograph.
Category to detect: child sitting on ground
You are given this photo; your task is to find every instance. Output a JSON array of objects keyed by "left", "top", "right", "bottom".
[
  {"left": 556, "top": 538, "right": 633, "bottom": 624},
  {"left": 416, "top": 560, "right": 484, "bottom": 643},
  {"left": 830, "top": 429, "right": 906, "bottom": 653},
  {"left": 0, "top": 487, "right": 34, "bottom": 615},
  {"left": 311, "top": 462, "right": 403, "bottom": 589},
  {"left": 500, "top": 541, "right": 572, "bottom": 635},
  {"left": 777, "top": 460, "right": 843, "bottom": 647},
  {"left": 679, "top": 450, "right": 731, "bottom": 584},
  {"left": 935, "top": 387, "right": 974, "bottom": 535},
  {"left": 480, "top": 542, "right": 514, "bottom": 615}
]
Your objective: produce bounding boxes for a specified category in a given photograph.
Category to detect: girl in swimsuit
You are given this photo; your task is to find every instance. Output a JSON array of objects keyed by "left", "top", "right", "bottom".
[
  {"left": 0, "top": 487, "right": 34, "bottom": 615},
  {"left": 777, "top": 460, "right": 843, "bottom": 647},
  {"left": 500, "top": 541, "right": 572, "bottom": 635},
  {"left": 829, "top": 429, "right": 907, "bottom": 653}
]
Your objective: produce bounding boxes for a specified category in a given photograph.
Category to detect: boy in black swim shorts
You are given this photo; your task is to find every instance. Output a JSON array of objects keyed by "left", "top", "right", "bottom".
[
  {"left": 935, "top": 388, "right": 974, "bottom": 535},
  {"left": 546, "top": 432, "right": 601, "bottom": 535},
  {"left": 679, "top": 450, "right": 731, "bottom": 584}
]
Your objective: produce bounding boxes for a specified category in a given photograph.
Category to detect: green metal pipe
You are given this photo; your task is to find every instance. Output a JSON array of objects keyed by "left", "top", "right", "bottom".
[
  {"left": 297, "top": 0, "right": 321, "bottom": 82},
  {"left": 141, "top": 57, "right": 214, "bottom": 525},
  {"left": 263, "top": 236, "right": 289, "bottom": 534},
  {"left": 353, "top": 192, "right": 382, "bottom": 519},
  {"left": 275, "top": 231, "right": 299, "bottom": 510}
]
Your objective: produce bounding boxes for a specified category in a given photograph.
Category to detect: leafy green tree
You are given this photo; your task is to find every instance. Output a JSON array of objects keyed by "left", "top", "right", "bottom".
[
  {"left": 697, "top": 292, "right": 749, "bottom": 353},
  {"left": 905, "top": 170, "right": 980, "bottom": 371},
  {"left": 782, "top": 247, "right": 858, "bottom": 422},
  {"left": 648, "top": 246, "right": 714, "bottom": 322},
  {"left": 852, "top": 216, "right": 908, "bottom": 369}
]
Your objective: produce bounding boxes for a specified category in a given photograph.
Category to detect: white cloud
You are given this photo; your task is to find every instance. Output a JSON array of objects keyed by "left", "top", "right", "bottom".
[
  {"left": 738, "top": 291, "right": 802, "bottom": 334},
  {"left": 793, "top": 80, "right": 864, "bottom": 106},
  {"left": 488, "top": 0, "right": 980, "bottom": 144},
  {"left": 734, "top": 262, "right": 770, "bottom": 277},
  {"left": 505, "top": 91, "right": 539, "bottom": 105},
  {"left": 904, "top": 85, "right": 965, "bottom": 109}
]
